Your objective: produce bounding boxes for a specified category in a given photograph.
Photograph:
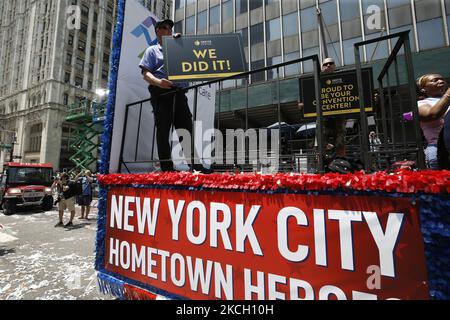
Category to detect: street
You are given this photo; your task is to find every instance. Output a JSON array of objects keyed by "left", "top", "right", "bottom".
[{"left": 0, "top": 202, "right": 114, "bottom": 300}]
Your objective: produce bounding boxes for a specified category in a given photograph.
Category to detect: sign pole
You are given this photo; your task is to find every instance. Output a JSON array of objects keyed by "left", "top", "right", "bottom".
[
  {"left": 191, "top": 87, "right": 198, "bottom": 169},
  {"left": 354, "top": 46, "right": 370, "bottom": 171},
  {"left": 313, "top": 56, "right": 324, "bottom": 173}
]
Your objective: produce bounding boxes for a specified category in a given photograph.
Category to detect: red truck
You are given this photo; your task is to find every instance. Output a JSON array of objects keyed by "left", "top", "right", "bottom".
[{"left": 0, "top": 162, "right": 54, "bottom": 215}]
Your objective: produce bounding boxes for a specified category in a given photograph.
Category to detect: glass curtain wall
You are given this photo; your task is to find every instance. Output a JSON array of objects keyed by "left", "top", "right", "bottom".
[{"left": 174, "top": 0, "right": 450, "bottom": 84}]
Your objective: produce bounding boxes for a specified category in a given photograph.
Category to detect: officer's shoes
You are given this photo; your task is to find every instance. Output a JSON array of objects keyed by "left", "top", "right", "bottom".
[{"left": 192, "top": 165, "right": 213, "bottom": 174}]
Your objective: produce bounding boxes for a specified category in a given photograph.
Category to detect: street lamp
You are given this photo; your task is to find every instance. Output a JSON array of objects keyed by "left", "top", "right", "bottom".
[{"left": 95, "top": 88, "right": 110, "bottom": 99}]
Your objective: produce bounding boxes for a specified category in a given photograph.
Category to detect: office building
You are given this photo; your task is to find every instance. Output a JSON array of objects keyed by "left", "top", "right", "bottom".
[
  {"left": 0, "top": 0, "right": 171, "bottom": 171},
  {"left": 172, "top": 0, "right": 450, "bottom": 132}
]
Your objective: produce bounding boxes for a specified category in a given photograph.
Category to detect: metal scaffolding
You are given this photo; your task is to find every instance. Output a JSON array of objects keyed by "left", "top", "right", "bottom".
[{"left": 64, "top": 99, "right": 106, "bottom": 173}]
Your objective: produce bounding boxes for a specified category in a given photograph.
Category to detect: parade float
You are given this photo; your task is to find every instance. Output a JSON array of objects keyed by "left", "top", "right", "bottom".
[{"left": 94, "top": 0, "right": 449, "bottom": 300}]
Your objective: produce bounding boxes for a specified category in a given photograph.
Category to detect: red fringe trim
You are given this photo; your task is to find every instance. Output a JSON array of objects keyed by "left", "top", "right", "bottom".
[
  {"left": 98, "top": 170, "right": 450, "bottom": 194},
  {"left": 123, "top": 283, "right": 157, "bottom": 300}
]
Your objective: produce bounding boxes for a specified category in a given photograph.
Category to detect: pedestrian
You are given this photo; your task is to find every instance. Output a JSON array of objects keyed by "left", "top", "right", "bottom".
[
  {"left": 369, "top": 131, "right": 381, "bottom": 152},
  {"left": 51, "top": 172, "right": 77, "bottom": 228},
  {"left": 416, "top": 74, "right": 450, "bottom": 169},
  {"left": 369, "top": 131, "right": 382, "bottom": 170},
  {"left": 75, "top": 170, "right": 93, "bottom": 220},
  {"left": 139, "top": 19, "right": 211, "bottom": 173},
  {"left": 321, "top": 58, "right": 347, "bottom": 159}
]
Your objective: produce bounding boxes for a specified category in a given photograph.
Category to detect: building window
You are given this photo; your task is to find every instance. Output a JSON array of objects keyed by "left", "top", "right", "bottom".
[
  {"left": 197, "top": 10, "right": 207, "bottom": 32},
  {"left": 237, "top": 27, "right": 249, "bottom": 46},
  {"left": 267, "top": 55, "right": 282, "bottom": 79},
  {"left": 321, "top": 0, "right": 338, "bottom": 25},
  {"left": 75, "top": 76, "right": 83, "bottom": 87},
  {"left": 266, "top": 18, "right": 281, "bottom": 41},
  {"left": 210, "top": 6, "right": 220, "bottom": 27},
  {"left": 284, "top": 52, "right": 300, "bottom": 77},
  {"left": 340, "top": 0, "right": 362, "bottom": 40},
  {"left": 186, "top": 15, "right": 195, "bottom": 34},
  {"left": 63, "top": 93, "right": 69, "bottom": 105},
  {"left": 300, "top": 6, "right": 317, "bottom": 33},
  {"left": 390, "top": 25, "right": 417, "bottom": 52},
  {"left": 283, "top": 13, "right": 298, "bottom": 37},
  {"left": 103, "top": 53, "right": 110, "bottom": 63},
  {"left": 387, "top": 0, "right": 410, "bottom": 8},
  {"left": 74, "top": 96, "right": 84, "bottom": 104},
  {"left": 28, "top": 123, "right": 43, "bottom": 152},
  {"left": 343, "top": 37, "right": 362, "bottom": 65},
  {"left": 417, "top": 18, "right": 445, "bottom": 50},
  {"left": 236, "top": 0, "right": 248, "bottom": 15},
  {"left": 302, "top": 46, "right": 319, "bottom": 72},
  {"left": 80, "top": 23, "right": 88, "bottom": 34},
  {"left": 66, "top": 53, "right": 72, "bottom": 65},
  {"left": 78, "top": 40, "right": 86, "bottom": 51},
  {"left": 65, "top": 72, "right": 71, "bottom": 83},
  {"left": 81, "top": 4, "right": 89, "bottom": 17},
  {"left": 340, "top": 0, "right": 361, "bottom": 21},
  {"left": 251, "top": 59, "right": 265, "bottom": 83},
  {"left": 175, "top": 0, "right": 185, "bottom": 10},
  {"left": 222, "top": 0, "right": 233, "bottom": 21},
  {"left": 415, "top": 0, "right": 445, "bottom": 50},
  {"left": 76, "top": 58, "right": 84, "bottom": 70},
  {"left": 250, "top": 0, "right": 263, "bottom": 11},
  {"left": 250, "top": 23, "right": 264, "bottom": 46},
  {"left": 174, "top": 21, "right": 183, "bottom": 34},
  {"left": 68, "top": 34, "right": 74, "bottom": 45}
]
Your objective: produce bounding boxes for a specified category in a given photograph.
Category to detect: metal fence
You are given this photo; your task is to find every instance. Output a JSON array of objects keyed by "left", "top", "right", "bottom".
[
  {"left": 354, "top": 30, "right": 425, "bottom": 171},
  {"left": 119, "top": 54, "right": 324, "bottom": 173},
  {"left": 119, "top": 31, "right": 425, "bottom": 174}
]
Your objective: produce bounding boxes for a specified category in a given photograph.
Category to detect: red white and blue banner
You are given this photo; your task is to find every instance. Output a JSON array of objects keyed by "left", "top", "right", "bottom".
[
  {"left": 96, "top": 0, "right": 449, "bottom": 301},
  {"left": 94, "top": 170, "right": 450, "bottom": 300},
  {"left": 103, "top": 186, "right": 429, "bottom": 300}
]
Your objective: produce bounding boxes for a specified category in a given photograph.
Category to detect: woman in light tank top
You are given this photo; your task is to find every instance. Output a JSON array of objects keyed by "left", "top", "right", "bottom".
[{"left": 417, "top": 74, "right": 450, "bottom": 169}]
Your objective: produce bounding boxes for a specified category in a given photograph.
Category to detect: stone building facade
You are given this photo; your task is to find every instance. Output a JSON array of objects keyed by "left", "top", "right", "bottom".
[{"left": 0, "top": 0, "right": 171, "bottom": 171}]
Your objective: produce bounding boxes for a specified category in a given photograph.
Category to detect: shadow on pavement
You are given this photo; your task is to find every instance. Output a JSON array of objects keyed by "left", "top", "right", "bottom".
[
  {"left": 0, "top": 247, "right": 16, "bottom": 256},
  {"left": 64, "top": 223, "right": 91, "bottom": 231}
]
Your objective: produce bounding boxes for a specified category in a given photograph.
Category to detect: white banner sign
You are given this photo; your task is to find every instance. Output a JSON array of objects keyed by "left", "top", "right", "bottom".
[{"left": 109, "top": 0, "right": 215, "bottom": 173}]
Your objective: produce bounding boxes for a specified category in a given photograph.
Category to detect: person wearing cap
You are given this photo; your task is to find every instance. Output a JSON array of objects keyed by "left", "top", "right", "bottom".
[
  {"left": 51, "top": 172, "right": 78, "bottom": 228},
  {"left": 321, "top": 58, "right": 347, "bottom": 159},
  {"left": 139, "top": 20, "right": 211, "bottom": 173}
]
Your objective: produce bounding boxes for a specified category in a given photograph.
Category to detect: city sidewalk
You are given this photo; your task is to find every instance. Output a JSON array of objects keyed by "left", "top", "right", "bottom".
[{"left": 0, "top": 203, "right": 113, "bottom": 300}]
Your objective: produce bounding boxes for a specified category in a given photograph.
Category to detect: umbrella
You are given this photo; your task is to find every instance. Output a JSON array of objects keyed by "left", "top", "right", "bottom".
[
  {"left": 296, "top": 123, "right": 316, "bottom": 138},
  {"left": 297, "top": 123, "right": 316, "bottom": 133},
  {"left": 267, "top": 122, "right": 289, "bottom": 129}
]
